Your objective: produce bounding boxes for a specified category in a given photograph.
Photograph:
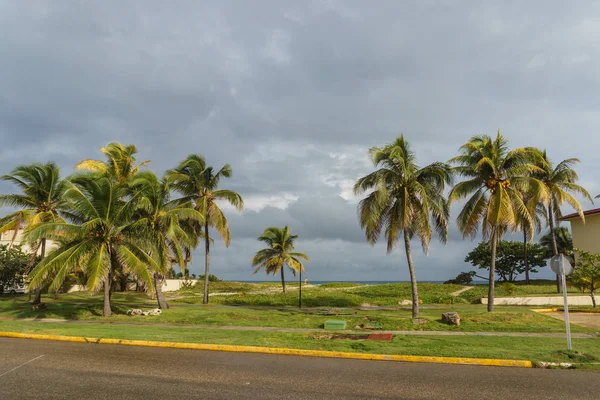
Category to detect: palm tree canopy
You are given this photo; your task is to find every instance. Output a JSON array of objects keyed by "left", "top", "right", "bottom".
[
  {"left": 252, "top": 226, "right": 310, "bottom": 276},
  {"left": 534, "top": 149, "right": 592, "bottom": 222},
  {"left": 129, "top": 171, "right": 204, "bottom": 276},
  {"left": 353, "top": 135, "right": 452, "bottom": 253},
  {"left": 540, "top": 227, "right": 573, "bottom": 257},
  {"left": 0, "top": 163, "right": 66, "bottom": 241},
  {"left": 25, "top": 176, "right": 158, "bottom": 293},
  {"left": 166, "top": 154, "right": 243, "bottom": 246},
  {"left": 75, "top": 142, "right": 150, "bottom": 185},
  {"left": 449, "top": 132, "right": 547, "bottom": 239}
]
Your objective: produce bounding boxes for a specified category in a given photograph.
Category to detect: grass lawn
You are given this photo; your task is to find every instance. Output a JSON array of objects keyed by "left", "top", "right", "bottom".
[
  {"left": 0, "top": 292, "right": 596, "bottom": 334},
  {"left": 1, "top": 319, "right": 598, "bottom": 369}
]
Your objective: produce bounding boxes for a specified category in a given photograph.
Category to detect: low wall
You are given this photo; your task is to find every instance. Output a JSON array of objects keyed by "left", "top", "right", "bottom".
[
  {"left": 482, "top": 295, "right": 597, "bottom": 306},
  {"left": 68, "top": 279, "right": 198, "bottom": 293},
  {"left": 161, "top": 279, "right": 198, "bottom": 292}
]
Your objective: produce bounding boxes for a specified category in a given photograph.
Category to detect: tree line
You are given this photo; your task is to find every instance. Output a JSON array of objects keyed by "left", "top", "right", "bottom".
[
  {"left": 353, "top": 132, "right": 593, "bottom": 317},
  {"left": 0, "top": 131, "right": 596, "bottom": 317}
]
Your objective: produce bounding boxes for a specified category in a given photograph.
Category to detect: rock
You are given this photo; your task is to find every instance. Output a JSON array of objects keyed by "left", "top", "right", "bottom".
[
  {"left": 32, "top": 303, "right": 47, "bottom": 312},
  {"left": 442, "top": 312, "right": 460, "bottom": 326},
  {"left": 399, "top": 300, "right": 412, "bottom": 306},
  {"left": 412, "top": 318, "right": 429, "bottom": 325}
]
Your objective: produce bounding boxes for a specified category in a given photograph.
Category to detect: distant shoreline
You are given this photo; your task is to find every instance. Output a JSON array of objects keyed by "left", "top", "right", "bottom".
[{"left": 233, "top": 280, "right": 489, "bottom": 285}]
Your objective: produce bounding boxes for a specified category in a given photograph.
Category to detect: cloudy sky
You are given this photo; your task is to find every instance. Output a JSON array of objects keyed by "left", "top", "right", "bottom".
[{"left": 1, "top": 1, "right": 599, "bottom": 282}]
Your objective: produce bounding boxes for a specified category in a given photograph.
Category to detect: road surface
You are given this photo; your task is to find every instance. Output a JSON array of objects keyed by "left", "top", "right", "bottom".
[{"left": 1, "top": 337, "right": 598, "bottom": 399}]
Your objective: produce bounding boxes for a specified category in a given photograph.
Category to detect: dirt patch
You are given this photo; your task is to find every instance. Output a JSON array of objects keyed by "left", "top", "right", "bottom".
[{"left": 307, "top": 333, "right": 369, "bottom": 340}]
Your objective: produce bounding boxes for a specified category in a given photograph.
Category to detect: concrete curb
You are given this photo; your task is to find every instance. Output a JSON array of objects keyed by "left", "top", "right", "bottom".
[{"left": 0, "top": 331, "right": 533, "bottom": 368}]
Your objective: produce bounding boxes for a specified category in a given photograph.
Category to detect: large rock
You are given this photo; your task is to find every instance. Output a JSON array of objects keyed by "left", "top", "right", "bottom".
[{"left": 442, "top": 312, "right": 460, "bottom": 326}]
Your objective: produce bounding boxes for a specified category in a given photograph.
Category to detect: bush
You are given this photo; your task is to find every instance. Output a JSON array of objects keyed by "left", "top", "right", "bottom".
[{"left": 502, "top": 282, "right": 517, "bottom": 296}]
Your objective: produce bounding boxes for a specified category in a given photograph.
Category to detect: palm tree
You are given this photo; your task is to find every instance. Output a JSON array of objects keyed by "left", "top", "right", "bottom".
[
  {"left": 252, "top": 226, "right": 310, "bottom": 294},
  {"left": 354, "top": 136, "right": 452, "bottom": 318},
  {"left": 25, "top": 176, "right": 158, "bottom": 316},
  {"left": 540, "top": 227, "right": 573, "bottom": 258},
  {"left": 449, "top": 132, "right": 546, "bottom": 311},
  {"left": 535, "top": 151, "right": 591, "bottom": 255},
  {"left": 0, "top": 163, "right": 66, "bottom": 306},
  {"left": 75, "top": 142, "right": 150, "bottom": 185},
  {"left": 166, "top": 155, "right": 244, "bottom": 304},
  {"left": 534, "top": 151, "right": 591, "bottom": 292},
  {"left": 517, "top": 197, "right": 547, "bottom": 284},
  {"left": 129, "top": 172, "right": 204, "bottom": 309}
]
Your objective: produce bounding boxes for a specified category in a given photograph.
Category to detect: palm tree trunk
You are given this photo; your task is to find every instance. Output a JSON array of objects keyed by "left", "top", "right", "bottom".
[
  {"left": 404, "top": 230, "right": 419, "bottom": 319},
  {"left": 280, "top": 266, "right": 286, "bottom": 294},
  {"left": 524, "top": 231, "right": 530, "bottom": 285},
  {"left": 298, "top": 267, "right": 302, "bottom": 309},
  {"left": 203, "top": 221, "right": 210, "bottom": 305},
  {"left": 548, "top": 203, "right": 560, "bottom": 293},
  {"left": 103, "top": 271, "right": 112, "bottom": 317},
  {"left": 154, "top": 273, "right": 168, "bottom": 309},
  {"left": 488, "top": 231, "right": 498, "bottom": 312},
  {"left": 32, "top": 238, "right": 46, "bottom": 306}
]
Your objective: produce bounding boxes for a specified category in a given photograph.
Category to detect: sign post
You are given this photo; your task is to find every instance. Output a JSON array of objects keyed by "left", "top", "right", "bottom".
[{"left": 550, "top": 254, "right": 573, "bottom": 351}]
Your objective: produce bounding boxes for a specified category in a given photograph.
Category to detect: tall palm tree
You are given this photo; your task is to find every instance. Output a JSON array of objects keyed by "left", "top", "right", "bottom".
[
  {"left": 25, "top": 176, "right": 158, "bottom": 316},
  {"left": 0, "top": 163, "right": 66, "bottom": 305},
  {"left": 449, "top": 132, "right": 546, "bottom": 311},
  {"left": 354, "top": 136, "right": 452, "bottom": 318},
  {"left": 129, "top": 172, "right": 204, "bottom": 309},
  {"left": 534, "top": 151, "right": 591, "bottom": 292},
  {"left": 540, "top": 227, "right": 573, "bottom": 258},
  {"left": 76, "top": 142, "right": 150, "bottom": 294},
  {"left": 75, "top": 142, "right": 150, "bottom": 185},
  {"left": 252, "top": 226, "right": 310, "bottom": 294},
  {"left": 166, "top": 155, "right": 244, "bottom": 304}
]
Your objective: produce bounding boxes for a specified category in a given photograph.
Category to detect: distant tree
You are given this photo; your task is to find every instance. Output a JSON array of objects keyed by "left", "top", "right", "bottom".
[
  {"left": 539, "top": 227, "right": 573, "bottom": 258},
  {"left": 444, "top": 271, "right": 475, "bottom": 285},
  {"left": 354, "top": 136, "right": 452, "bottom": 318},
  {"left": 252, "top": 226, "right": 309, "bottom": 294},
  {"left": 0, "top": 244, "right": 30, "bottom": 290},
  {"left": 571, "top": 249, "right": 600, "bottom": 308},
  {"left": 465, "top": 240, "right": 547, "bottom": 283}
]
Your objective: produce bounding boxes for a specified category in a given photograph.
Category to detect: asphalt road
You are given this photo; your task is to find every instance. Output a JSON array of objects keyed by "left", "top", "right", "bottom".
[{"left": 1, "top": 338, "right": 598, "bottom": 400}]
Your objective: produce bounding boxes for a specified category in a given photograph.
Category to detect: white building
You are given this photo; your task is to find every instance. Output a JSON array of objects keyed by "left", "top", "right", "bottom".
[{"left": 0, "top": 229, "right": 57, "bottom": 255}]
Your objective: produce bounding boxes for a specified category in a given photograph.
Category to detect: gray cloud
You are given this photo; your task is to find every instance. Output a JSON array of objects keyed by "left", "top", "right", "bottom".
[{"left": 1, "top": 0, "right": 598, "bottom": 281}]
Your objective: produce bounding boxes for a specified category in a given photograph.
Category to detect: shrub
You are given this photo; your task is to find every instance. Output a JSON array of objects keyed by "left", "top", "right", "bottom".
[{"left": 502, "top": 282, "right": 517, "bottom": 296}]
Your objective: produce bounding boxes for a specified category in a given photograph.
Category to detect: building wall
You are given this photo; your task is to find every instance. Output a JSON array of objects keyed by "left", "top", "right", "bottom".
[
  {"left": 0, "top": 229, "right": 58, "bottom": 255},
  {"left": 569, "top": 214, "right": 600, "bottom": 254}
]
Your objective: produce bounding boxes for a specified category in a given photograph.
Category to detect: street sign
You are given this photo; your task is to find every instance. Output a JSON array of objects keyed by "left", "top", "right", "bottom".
[
  {"left": 550, "top": 254, "right": 573, "bottom": 350},
  {"left": 550, "top": 254, "right": 573, "bottom": 275}
]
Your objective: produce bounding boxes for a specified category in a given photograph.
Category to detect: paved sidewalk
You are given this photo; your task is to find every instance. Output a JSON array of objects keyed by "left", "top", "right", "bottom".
[
  {"left": 546, "top": 312, "right": 600, "bottom": 329},
  {"left": 1, "top": 317, "right": 596, "bottom": 338}
]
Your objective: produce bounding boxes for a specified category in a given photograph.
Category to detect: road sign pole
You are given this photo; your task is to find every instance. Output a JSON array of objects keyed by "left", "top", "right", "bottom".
[{"left": 560, "top": 257, "right": 572, "bottom": 351}]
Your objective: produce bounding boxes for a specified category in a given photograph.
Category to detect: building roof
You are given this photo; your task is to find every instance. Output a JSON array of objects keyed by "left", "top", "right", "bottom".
[{"left": 562, "top": 208, "right": 600, "bottom": 220}]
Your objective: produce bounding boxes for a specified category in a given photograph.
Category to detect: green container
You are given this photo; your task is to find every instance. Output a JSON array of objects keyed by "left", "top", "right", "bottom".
[{"left": 324, "top": 320, "right": 347, "bottom": 330}]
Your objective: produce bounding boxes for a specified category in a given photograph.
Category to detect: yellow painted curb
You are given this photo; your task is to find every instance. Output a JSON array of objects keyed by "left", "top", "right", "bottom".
[
  {"left": 0, "top": 331, "right": 533, "bottom": 368},
  {"left": 532, "top": 308, "right": 560, "bottom": 313}
]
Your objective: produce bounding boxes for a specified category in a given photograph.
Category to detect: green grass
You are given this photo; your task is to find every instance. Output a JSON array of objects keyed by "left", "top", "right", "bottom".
[
  {"left": 0, "top": 292, "right": 596, "bottom": 334},
  {"left": 177, "top": 283, "right": 466, "bottom": 307},
  {"left": 1, "top": 320, "right": 598, "bottom": 369},
  {"left": 316, "top": 282, "right": 365, "bottom": 288}
]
